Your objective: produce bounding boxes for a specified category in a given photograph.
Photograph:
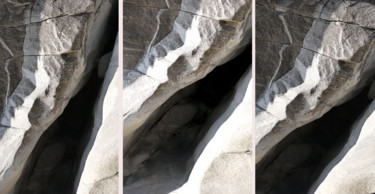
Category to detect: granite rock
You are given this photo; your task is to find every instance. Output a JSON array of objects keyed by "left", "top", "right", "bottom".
[
  {"left": 124, "top": 0, "right": 252, "bottom": 193},
  {"left": 310, "top": 100, "right": 375, "bottom": 194},
  {"left": 256, "top": 0, "right": 375, "bottom": 163},
  {"left": 75, "top": 37, "right": 120, "bottom": 194},
  {"left": 256, "top": 0, "right": 375, "bottom": 193},
  {"left": 0, "top": 0, "right": 117, "bottom": 193},
  {"left": 124, "top": 0, "right": 251, "bottom": 154}
]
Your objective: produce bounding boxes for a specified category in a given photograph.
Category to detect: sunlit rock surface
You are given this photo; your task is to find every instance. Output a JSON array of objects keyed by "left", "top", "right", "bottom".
[
  {"left": 256, "top": 0, "right": 375, "bottom": 193},
  {"left": 310, "top": 100, "right": 375, "bottom": 194},
  {"left": 0, "top": 0, "right": 118, "bottom": 193},
  {"left": 75, "top": 37, "right": 120, "bottom": 194},
  {"left": 124, "top": 0, "right": 252, "bottom": 193}
]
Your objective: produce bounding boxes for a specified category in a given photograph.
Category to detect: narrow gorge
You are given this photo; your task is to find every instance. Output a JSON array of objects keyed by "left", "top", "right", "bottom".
[
  {"left": 0, "top": 1, "right": 119, "bottom": 193},
  {"left": 123, "top": 0, "right": 253, "bottom": 193},
  {"left": 256, "top": 0, "right": 375, "bottom": 193}
]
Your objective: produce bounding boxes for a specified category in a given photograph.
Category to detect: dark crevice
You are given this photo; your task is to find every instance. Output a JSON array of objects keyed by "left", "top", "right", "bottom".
[
  {"left": 192, "top": 47, "right": 252, "bottom": 108},
  {"left": 256, "top": 86, "right": 373, "bottom": 194},
  {"left": 101, "top": 3, "right": 119, "bottom": 55},
  {"left": 14, "top": 2, "right": 118, "bottom": 194},
  {"left": 17, "top": 71, "right": 102, "bottom": 194},
  {"left": 124, "top": 45, "right": 251, "bottom": 194}
]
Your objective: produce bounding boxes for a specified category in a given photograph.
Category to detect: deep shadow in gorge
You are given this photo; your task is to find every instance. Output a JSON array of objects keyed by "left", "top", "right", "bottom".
[
  {"left": 256, "top": 86, "right": 373, "bottom": 194},
  {"left": 123, "top": 45, "right": 251, "bottom": 194},
  {"left": 15, "top": 3, "right": 119, "bottom": 193},
  {"left": 191, "top": 46, "right": 252, "bottom": 109},
  {"left": 18, "top": 71, "right": 102, "bottom": 194}
]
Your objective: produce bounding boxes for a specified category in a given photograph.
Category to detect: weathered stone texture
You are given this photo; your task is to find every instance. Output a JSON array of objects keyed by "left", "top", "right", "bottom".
[
  {"left": 256, "top": 1, "right": 375, "bottom": 193},
  {"left": 0, "top": 0, "right": 118, "bottom": 193}
]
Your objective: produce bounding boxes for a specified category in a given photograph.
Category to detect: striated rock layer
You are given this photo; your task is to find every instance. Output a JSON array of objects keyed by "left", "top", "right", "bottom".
[
  {"left": 124, "top": 0, "right": 252, "bottom": 193},
  {"left": 0, "top": 0, "right": 118, "bottom": 193},
  {"left": 256, "top": 0, "right": 375, "bottom": 193}
]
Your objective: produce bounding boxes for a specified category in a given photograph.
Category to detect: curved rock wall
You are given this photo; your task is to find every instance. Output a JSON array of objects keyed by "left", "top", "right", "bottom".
[
  {"left": 75, "top": 37, "right": 120, "bottom": 194},
  {"left": 7, "top": 0, "right": 375, "bottom": 193},
  {"left": 124, "top": 0, "right": 252, "bottom": 193},
  {"left": 310, "top": 100, "right": 375, "bottom": 193},
  {"left": 173, "top": 66, "right": 252, "bottom": 194},
  {"left": 123, "top": 0, "right": 251, "bottom": 151},
  {"left": 0, "top": 0, "right": 118, "bottom": 193},
  {"left": 256, "top": 0, "right": 375, "bottom": 162},
  {"left": 256, "top": 0, "right": 375, "bottom": 193}
]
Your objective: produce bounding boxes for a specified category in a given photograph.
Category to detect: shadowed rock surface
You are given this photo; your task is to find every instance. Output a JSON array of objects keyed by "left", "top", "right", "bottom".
[
  {"left": 124, "top": 0, "right": 252, "bottom": 193},
  {"left": 0, "top": 1, "right": 119, "bottom": 193},
  {"left": 256, "top": 0, "right": 375, "bottom": 193}
]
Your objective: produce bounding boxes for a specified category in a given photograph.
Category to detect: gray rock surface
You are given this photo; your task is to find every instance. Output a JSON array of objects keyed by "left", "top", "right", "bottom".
[
  {"left": 123, "top": 0, "right": 252, "bottom": 151},
  {"left": 256, "top": 0, "right": 375, "bottom": 193},
  {"left": 124, "top": 0, "right": 252, "bottom": 193},
  {"left": 0, "top": 0, "right": 118, "bottom": 193},
  {"left": 256, "top": 0, "right": 375, "bottom": 162}
]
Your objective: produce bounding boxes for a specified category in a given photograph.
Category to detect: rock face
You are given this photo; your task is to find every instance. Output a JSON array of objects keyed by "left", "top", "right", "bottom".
[
  {"left": 172, "top": 67, "right": 252, "bottom": 194},
  {"left": 310, "top": 100, "right": 375, "bottom": 194},
  {"left": 123, "top": 0, "right": 252, "bottom": 193},
  {"left": 256, "top": 0, "right": 375, "bottom": 193},
  {"left": 123, "top": 0, "right": 252, "bottom": 150},
  {"left": 0, "top": 0, "right": 118, "bottom": 193},
  {"left": 75, "top": 37, "right": 120, "bottom": 194}
]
